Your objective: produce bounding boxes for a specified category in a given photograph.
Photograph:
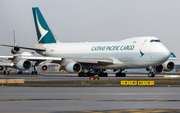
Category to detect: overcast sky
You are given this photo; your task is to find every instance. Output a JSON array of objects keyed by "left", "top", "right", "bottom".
[{"left": 0, "top": 0, "right": 180, "bottom": 63}]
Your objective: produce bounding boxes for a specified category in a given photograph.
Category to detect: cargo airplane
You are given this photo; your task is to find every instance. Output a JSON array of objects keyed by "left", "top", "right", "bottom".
[{"left": 1, "top": 7, "right": 175, "bottom": 77}]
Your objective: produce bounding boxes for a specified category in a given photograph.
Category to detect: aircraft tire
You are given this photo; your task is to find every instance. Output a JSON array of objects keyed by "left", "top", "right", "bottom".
[
  {"left": 148, "top": 72, "right": 155, "bottom": 77},
  {"left": 78, "top": 72, "right": 84, "bottom": 77},
  {"left": 116, "top": 73, "right": 126, "bottom": 77},
  {"left": 89, "top": 73, "right": 95, "bottom": 77},
  {"left": 3, "top": 71, "right": 6, "bottom": 75},
  {"left": 98, "top": 72, "right": 108, "bottom": 77}
]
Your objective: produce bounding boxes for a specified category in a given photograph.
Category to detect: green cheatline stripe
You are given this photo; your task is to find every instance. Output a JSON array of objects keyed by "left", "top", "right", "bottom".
[{"left": 0, "top": 99, "right": 180, "bottom": 102}]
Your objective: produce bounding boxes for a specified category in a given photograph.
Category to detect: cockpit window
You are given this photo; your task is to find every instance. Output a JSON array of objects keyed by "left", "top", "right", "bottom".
[{"left": 150, "top": 40, "right": 161, "bottom": 42}]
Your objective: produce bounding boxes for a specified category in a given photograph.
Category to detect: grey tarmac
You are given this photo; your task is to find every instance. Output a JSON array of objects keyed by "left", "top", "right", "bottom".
[{"left": 0, "top": 87, "right": 180, "bottom": 112}]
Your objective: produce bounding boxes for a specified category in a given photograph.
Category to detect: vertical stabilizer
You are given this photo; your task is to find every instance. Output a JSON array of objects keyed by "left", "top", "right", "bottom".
[
  {"left": 13, "top": 30, "right": 17, "bottom": 46},
  {"left": 32, "top": 7, "right": 57, "bottom": 44}
]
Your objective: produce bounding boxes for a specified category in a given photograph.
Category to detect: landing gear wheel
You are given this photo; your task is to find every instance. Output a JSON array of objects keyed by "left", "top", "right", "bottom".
[
  {"left": 78, "top": 72, "right": 95, "bottom": 77},
  {"left": 116, "top": 73, "right": 126, "bottom": 77},
  {"left": 18, "top": 71, "right": 22, "bottom": 75},
  {"left": 3, "top": 71, "right": 6, "bottom": 75},
  {"left": 3, "top": 70, "right": 9, "bottom": 75},
  {"left": 98, "top": 72, "right": 108, "bottom": 77},
  {"left": 148, "top": 72, "right": 155, "bottom": 77},
  {"left": 78, "top": 72, "right": 84, "bottom": 77},
  {"left": 88, "top": 73, "right": 95, "bottom": 77},
  {"left": 32, "top": 71, "right": 37, "bottom": 75}
]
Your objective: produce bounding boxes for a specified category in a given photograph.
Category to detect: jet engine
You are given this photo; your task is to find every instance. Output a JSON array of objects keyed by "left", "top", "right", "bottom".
[
  {"left": 162, "top": 61, "right": 175, "bottom": 71},
  {"left": 15, "top": 59, "right": 31, "bottom": 70},
  {"left": 151, "top": 61, "right": 175, "bottom": 74},
  {"left": 65, "top": 62, "right": 82, "bottom": 73},
  {"left": 0, "top": 65, "right": 5, "bottom": 72},
  {"left": 154, "top": 65, "right": 164, "bottom": 73},
  {"left": 40, "top": 64, "right": 48, "bottom": 72},
  {"left": 11, "top": 47, "right": 20, "bottom": 54}
]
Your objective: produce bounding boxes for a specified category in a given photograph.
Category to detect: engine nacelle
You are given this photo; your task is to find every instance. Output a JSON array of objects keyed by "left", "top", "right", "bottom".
[
  {"left": 153, "top": 65, "right": 164, "bottom": 73},
  {"left": 162, "top": 61, "right": 175, "bottom": 71},
  {"left": 40, "top": 64, "right": 48, "bottom": 72},
  {"left": 65, "top": 62, "right": 82, "bottom": 73},
  {"left": 11, "top": 47, "right": 20, "bottom": 54},
  {"left": 0, "top": 65, "right": 5, "bottom": 72},
  {"left": 15, "top": 59, "right": 31, "bottom": 70}
]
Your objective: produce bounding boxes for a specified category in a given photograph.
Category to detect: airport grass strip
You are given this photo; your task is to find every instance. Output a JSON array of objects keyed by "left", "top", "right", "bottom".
[
  {"left": 3, "top": 78, "right": 180, "bottom": 87},
  {"left": 60, "top": 109, "right": 180, "bottom": 113}
]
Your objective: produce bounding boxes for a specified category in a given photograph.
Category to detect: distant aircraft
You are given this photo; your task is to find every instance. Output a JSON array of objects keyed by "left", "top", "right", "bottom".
[
  {"left": 0, "top": 31, "right": 61, "bottom": 75},
  {"left": 0, "top": 7, "right": 175, "bottom": 77}
]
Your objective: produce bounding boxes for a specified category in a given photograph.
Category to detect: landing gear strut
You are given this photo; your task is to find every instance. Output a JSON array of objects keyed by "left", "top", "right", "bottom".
[{"left": 32, "top": 66, "right": 37, "bottom": 75}]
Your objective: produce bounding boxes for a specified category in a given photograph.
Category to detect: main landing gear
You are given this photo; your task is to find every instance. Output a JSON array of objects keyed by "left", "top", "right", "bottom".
[
  {"left": 3, "top": 70, "right": 9, "bottom": 75},
  {"left": 116, "top": 70, "right": 126, "bottom": 77},
  {"left": 98, "top": 71, "right": 108, "bottom": 77},
  {"left": 31, "top": 66, "right": 37, "bottom": 75},
  {"left": 31, "top": 71, "right": 37, "bottom": 75},
  {"left": 18, "top": 70, "right": 23, "bottom": 75},
  {"left": 78, "top": 70, "right": 108, "bottom": 77},
  {"left": 78, "top": 72, "right": 95, "bottom": 77}
]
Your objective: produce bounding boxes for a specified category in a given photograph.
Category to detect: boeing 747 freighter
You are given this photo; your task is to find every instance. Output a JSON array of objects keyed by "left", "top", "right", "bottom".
[{"left": 1, "top": 7, "right": 175, "bottom": 77}]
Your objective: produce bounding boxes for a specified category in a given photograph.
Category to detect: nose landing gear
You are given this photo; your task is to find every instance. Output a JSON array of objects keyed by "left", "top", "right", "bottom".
[{"left": 148, "top": 66, "right": 155, "bottom": 77}]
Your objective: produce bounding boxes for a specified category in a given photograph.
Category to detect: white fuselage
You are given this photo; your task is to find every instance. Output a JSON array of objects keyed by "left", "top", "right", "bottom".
[{"left": 35, "top": 36, "right": 170, "bottom": 70}]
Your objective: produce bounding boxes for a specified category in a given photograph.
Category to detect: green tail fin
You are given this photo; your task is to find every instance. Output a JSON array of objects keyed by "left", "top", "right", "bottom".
[{"left": 32, "top": 7, "right": 57, "bottom": 43}]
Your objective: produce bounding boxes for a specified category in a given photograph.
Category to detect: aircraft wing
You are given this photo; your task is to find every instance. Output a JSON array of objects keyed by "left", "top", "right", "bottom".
[
  {"left": 0, "top": 62, "right": 14, "bottom": 67},
  {"left": 22, "top": 56, "right": 113, "bottom": 64},
  {"left": 0, "top": 44, "right": 45, "bottom": 51},
  {"left": 0, "top": 56, "right": 14, "bottom": 59},
  {"left": 22, "top": 56, "right": 62, "bottom": 62},
  {"left": 68, "top": 58, "right": 113, "bottom": 64}
]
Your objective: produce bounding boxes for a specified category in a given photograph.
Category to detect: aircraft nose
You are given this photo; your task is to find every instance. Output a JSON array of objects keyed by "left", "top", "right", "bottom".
[{"left": 163, "top": 48, "right": 170, "bottom": 60}]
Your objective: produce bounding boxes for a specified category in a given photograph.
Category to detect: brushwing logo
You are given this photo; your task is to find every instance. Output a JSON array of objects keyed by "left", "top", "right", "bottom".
[
  {"left": 36, "top": 11, "right": 48, "bottom": 43},
  {"left": 140, "top": 50, "right": 145, "bottom": 57}
]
